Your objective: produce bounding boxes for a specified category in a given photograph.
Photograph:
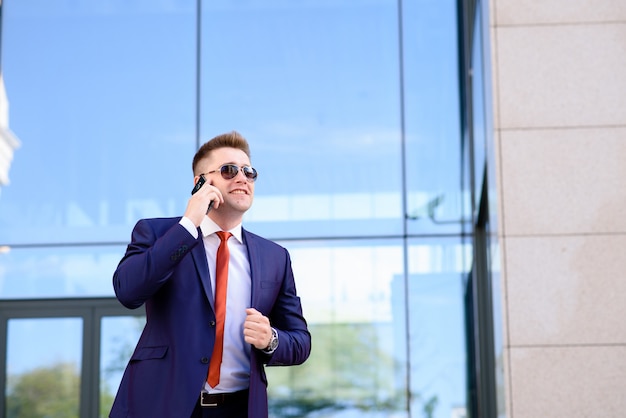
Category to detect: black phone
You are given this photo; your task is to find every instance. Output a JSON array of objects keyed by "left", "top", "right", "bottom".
[
  {"left": 191, "top": 174, "right": 214, "bottom": 213},
  {"left": 191, "top": 174, "right": 206, "bottom": 195}
]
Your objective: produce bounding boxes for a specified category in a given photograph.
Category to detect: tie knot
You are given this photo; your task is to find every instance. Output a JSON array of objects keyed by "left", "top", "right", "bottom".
[{"left": 216, "top": 231, "right": 232, "bottom": 242}]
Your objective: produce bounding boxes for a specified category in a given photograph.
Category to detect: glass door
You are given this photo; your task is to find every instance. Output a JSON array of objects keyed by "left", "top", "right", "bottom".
[{"left": 0, "top": 298, "right": 144, "bottom": 418}]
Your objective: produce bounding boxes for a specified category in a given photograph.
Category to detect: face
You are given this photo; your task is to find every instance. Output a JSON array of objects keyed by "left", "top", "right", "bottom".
[{"left": 198, "top": 147, "right": 255, "bottom": 216}]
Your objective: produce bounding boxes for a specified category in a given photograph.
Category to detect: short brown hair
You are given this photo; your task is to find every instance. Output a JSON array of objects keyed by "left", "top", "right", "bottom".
[{"left": 192, "top": 131, "right": 251, "bottom": 174}]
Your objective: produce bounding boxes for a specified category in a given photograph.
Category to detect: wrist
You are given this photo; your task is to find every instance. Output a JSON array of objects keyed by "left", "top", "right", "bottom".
[{"left": 263, "top": 327, "right": 278, "bottom": 353}]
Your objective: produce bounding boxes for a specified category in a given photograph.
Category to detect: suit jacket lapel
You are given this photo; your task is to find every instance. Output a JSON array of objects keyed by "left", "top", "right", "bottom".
[
  {"left": 243, "top": 229, "right": 261, "bottom": 308},
  {"left": 191, "top": 231, "right": 215, "bottom": 310}
]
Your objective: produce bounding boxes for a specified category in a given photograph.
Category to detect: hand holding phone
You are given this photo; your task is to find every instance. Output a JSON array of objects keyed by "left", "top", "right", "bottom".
[{"left": 191, "top": 174, "right": 214, "bottom": 213}]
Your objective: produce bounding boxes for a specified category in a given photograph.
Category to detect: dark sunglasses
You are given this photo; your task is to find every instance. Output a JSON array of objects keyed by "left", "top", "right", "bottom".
[{"left": 201, "top": 164, "right": 258, "bottom": 182}]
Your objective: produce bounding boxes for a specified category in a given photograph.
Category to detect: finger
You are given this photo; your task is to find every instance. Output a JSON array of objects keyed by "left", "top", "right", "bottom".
[
  {"left": 246, "top": 307, "right": 261, "bottom": 316},
  {"left": 208, "top": 186, "right": 224, "bottom": 209},
  {"left": 243, "top": 326, "right": 271, "bottom": 349},
  {"left": 243, "top": 325, "right": 264, "bottom": 340},
  {"left": 200, "top": 186, "right": 222, "bottom": 210},
  {"left": 246, "top": 309, "right": 267, "bottom": 322},
  {"left": 244, "top": 316, "right": 268, "bottom": 330}
]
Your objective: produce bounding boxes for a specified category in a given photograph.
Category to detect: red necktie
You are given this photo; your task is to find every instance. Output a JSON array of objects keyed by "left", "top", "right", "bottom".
[{"left": 207, "top": 231, "right": 232, "bottom": 387}]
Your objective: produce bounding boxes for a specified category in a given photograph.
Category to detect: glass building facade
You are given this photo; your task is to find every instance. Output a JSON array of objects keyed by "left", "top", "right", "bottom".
[{"left": 0, "top": 1, "right": 501, "bottom": 417}]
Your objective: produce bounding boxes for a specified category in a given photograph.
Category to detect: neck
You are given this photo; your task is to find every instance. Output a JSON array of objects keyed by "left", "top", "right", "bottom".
[{"left": 208, "top": 212, "right": 243, "bottom": 231}]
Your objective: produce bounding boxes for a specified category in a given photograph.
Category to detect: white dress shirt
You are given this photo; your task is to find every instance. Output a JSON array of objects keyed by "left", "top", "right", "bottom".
[{"left": 179, "top": 216, "right": 252, "bottom": 394}]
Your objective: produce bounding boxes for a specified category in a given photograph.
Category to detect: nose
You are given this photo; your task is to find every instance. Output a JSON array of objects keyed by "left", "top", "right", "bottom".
[{"left": 234, "top": 167, "right": 248, "bottom": 182}]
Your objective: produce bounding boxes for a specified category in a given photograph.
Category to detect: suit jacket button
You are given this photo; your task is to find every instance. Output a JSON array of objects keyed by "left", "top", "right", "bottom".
[
  {"left": 201, "top": 357, "right": 209, "bottom": 364},
  {"left": 210, "top": 321, "right": 216, "bottom": 327}
]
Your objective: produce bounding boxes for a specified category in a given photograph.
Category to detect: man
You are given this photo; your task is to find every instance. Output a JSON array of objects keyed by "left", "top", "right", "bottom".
[{"left": 110, "top": 131, "right": 311, "bottom": 418}]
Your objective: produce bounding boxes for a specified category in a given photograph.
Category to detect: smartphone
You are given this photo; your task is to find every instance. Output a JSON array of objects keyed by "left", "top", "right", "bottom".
[
  {"left": 191, "top": 174, "right": 214, "bottom": 213},
  {"left": 191, "top": 174, "right": 206, "bottom": 195}
]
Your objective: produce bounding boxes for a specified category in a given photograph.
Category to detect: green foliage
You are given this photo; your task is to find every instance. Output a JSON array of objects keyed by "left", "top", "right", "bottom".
[
  {"left": 6, "top": 362, "right": 80, "bottom": 418},
  {"left": 422, "top": 395, "right": 439, "bottom": 418},
  {"left": 99, "top": 381, "right": 116, "bottom": 418},
  {"left": 267, "top": 322, "right": 409, "bottom": 417}
]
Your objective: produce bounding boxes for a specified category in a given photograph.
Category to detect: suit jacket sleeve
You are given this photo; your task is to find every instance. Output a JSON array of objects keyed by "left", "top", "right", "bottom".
[
  {"left": 113, "top": 218, "right": 200, "bottom": 309},
  {"left": 246, "top": 231, "right": 311, "bottom": 367}
]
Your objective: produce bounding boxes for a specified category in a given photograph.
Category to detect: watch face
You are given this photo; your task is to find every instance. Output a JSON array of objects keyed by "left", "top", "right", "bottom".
[{"left": 267, "top": 328, "right": 278, "bottom": 351}]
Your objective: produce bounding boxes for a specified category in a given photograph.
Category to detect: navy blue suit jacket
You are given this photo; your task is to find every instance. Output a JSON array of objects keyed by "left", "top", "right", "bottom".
[{"left": 109, "top": 217, "right": 311, "bottom": 418}]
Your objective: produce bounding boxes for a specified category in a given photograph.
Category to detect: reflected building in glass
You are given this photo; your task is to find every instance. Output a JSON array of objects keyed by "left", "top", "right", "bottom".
[{"left": 0, "top": 74, "right": 21, "bottom": 192}]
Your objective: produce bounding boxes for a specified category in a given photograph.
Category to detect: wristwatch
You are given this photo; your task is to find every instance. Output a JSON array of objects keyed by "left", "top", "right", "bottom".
[{"left": 263, "top": 327, "right": 279, "bottom": 353}]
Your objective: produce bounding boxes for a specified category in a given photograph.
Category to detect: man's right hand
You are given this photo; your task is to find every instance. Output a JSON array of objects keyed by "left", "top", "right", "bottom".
[{"left": 184, "top": 181, "right": 223, "bottom": 226}]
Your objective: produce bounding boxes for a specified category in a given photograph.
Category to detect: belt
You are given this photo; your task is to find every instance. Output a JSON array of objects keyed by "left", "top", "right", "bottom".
[{"left": 200, "top": 389, "right": 249, "bottom": 407}]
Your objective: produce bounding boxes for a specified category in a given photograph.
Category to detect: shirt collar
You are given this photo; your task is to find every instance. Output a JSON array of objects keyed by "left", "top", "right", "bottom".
[{"left": 199, "top": 216, "right": 243, "bottom": 244}]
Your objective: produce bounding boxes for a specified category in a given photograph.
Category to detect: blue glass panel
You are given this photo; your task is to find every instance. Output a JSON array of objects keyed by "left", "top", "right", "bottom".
[
  {"left": 6, "top": 317, "right": 83, "bottom": 416},
  {"left": 200, "top": 1, "right": 404, "bottom": 239},
  {"left": 0, "top": 1, "right": 197, "bottom": 246},
  {"left": 0, "top": 245, "right": 124, "bottom": 299},
  {"left": 407, "top": 238, "right": 469, "bottom": 418},
  {"left": 403, "top": 0, "right": 464, "bottom": 235},
  {"left": 100, "top": 315, "right": 145, "bottom": 416}
]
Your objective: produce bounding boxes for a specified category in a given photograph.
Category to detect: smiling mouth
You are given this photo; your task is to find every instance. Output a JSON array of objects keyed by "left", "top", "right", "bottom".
[{"left": 231, "top": 190, "right": 248, "bottom": 195}]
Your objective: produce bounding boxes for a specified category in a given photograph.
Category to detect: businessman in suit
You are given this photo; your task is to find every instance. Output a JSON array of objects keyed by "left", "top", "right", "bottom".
[{"left": 110, "top": 131, "right": 311, "bottom": 418}]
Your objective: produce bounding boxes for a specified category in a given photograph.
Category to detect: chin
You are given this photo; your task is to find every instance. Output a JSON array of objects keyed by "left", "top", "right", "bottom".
[{"left": 230, "top": 198, "right": 253, "bottom": 212}]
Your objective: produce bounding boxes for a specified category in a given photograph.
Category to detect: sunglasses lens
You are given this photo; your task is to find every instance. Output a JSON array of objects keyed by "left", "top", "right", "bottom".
[
  {"left": 243, "top": 166, "right": 258, "bottom": 181},
  {"left": 220, "top": 164, "right": 239, "bottom": 179}
]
